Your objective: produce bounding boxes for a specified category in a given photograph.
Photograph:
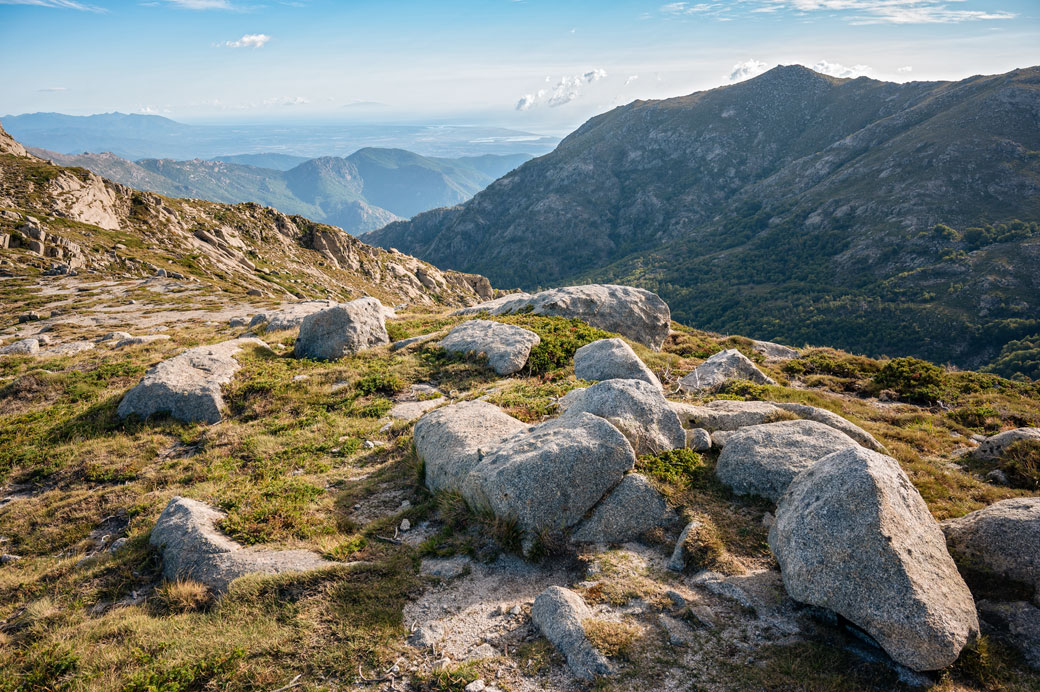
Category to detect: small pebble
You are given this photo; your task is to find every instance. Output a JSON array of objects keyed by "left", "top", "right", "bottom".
[
  {"left": 400, "top": 518, "right": 411, "bottom": 532},
  {"left": 465, "top": 680, "right": 486, "bottom": 692}
]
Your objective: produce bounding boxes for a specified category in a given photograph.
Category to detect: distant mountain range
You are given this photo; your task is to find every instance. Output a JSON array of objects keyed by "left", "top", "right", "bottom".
[
  {"left": 2, "top": 112, "right": 558, "bottom": 159},
  {"left": 29, "top": 146, "right": 531, "bottom": 234},
  {"left": 365, "top": 65, "right": 1040, "bottom": 375}
]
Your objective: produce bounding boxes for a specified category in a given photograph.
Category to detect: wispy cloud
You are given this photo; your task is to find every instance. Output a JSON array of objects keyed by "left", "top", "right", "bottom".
[
  {"left": 625, "top": 75, "right": 640, "bottom": 86},
  {"left": 0, "top": 0, "right": 105, "bottom": 11},
  {"left": 897, "top": 65, "right": 913, "bottom": 73},
  {"left": 516, "top": 69, "right": 607, "bottom": 110},
  {"left": 223, "top": 33, "right": 271, "bottom": 48},
  {"left": 164, "top": 0, "right": 235, "bottom": 9},
  {"left": 661, "top": 1, "right": 1016, "bottom": 24},
  {"left": 728, "top": 59, "right": 873, "bottom": 83},
  {"left": 727, "top": 59, "right": 771, "bottom": 82},
  {"left": 37, "top": 86, "right": 68, "bottom": 92},
  {"left": 263, "top": 95, "right": 309, "bottom": 106}
]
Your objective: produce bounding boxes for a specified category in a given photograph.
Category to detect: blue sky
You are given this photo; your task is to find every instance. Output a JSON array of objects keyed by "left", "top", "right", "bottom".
[{"left": 1, "top": 0, "right": 1037, "bottom": 133}]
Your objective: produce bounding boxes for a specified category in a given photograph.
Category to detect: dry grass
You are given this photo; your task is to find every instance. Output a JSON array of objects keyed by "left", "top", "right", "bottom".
[{"left": 155, "top": 579, "right": 213, "bottom": 613}]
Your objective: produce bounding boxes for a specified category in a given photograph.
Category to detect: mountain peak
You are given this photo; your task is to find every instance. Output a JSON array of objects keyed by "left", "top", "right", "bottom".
[{"left": 0, "top": 119, "right": 31, "bottom": 158}]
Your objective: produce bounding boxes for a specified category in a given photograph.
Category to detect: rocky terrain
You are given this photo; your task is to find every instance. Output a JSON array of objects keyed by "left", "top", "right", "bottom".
[
  {"left": 30, "top": 147, "right": 532, "bottom": 235},
  {"left": 365, "top": 65, "right": 1040, "bottom": 376},
  {"left": 1, "top": 118, "right": 1039, "bottom": 692}
]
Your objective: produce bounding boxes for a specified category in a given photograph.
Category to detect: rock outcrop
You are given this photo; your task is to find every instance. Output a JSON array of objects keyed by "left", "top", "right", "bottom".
[
  {"left": 149, "top": 497, "right": 331, "bottom": 592},
  {"left": 769, "top": 446, "right": 978, "bottom": 671},
  {"left": 669, "top": 399, "right": 784, "bottom": 431},
  {"left": 942, "top": 497, "right": 1040, "bottom": 602},
  {"left": 461, "top": 412, "right": 636, "bottom": 547},
  {"left": 679, "top": 349, "right": 775, "bottom": 392},
  {"left": 249, "top": 300, "right": 337, "bottom": 331},
  {"left": 0, "top": 338, "right": 40, "bottom": 356},
  {"left": 772, "top": 402, "right": 887, "bottom": 453},
  {"left": 715, "top": 420, "right": 859, "bottom": 502},
  {"left": 531, "top": 586, "right": 612, "bottom": 680},
  {"left": 118, "top": 338, "right": 265, "bottom": 424},
  {"left": 437, "top": 319, "right": 540, "bottom": 375},
  {"left": 974, "top": 428, "right": 1040, "bottom": 461},
  {"left": 573, "top": 338, "right": 661, "bottom": 388},
  {"left": 293, "top": 298, "right": 389, "bottom": 361},
  {"left": 571, "top": 473, "right": 673, "bottom": 544},
  {"left": 453, "top": 284, "right": 671, "bottom": 350},
  {"left": 559, "top": 379, "right": 685, "bottom": 455},
  {"left": 414, "top": 400, "right": 528, "bottom": 494}
]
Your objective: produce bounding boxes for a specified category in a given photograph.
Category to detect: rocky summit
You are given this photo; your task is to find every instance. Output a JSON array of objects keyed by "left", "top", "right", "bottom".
[{"left": 1, "top": 110, "right": 1039, "bottom": 692}]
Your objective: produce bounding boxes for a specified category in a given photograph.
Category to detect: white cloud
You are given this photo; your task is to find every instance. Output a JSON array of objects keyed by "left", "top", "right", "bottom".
[
  {"left": 788, "top": 1, "right": 1015, "bottom": 25},
  {"left": 810, "top": 60, "right": 873, "bottom": 78},
  {"left": 223, "top": 33, "right": 271, "bottom": 48},
  {"left": 728, "top": 59, "right": 771, "bottom": 82},
  {"left": 263, "top": 95, "right": 309, "bottom": 106},
  {"left": 164, "top": 0, "right": 234, "bottom": 8},
  {"left": 625, "top": 75, "right": 640, "bottom": 86},
  {"left": 0, "top": 0, "right": 105, "bottom": 11},
  {"left": 516, "top": 69, "right": 607, "bottom": 110},
  {"left": 37, "top": 86, "right": 68, "bottom": 92},
  {"left": 897, "top": 65, "right": 913, "bottom": 73}
]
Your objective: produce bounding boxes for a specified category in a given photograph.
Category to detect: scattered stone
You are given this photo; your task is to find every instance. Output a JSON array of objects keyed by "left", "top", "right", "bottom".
[
  {"left": 113, "top": 334, "right": 171, "bottom": 348},
  {"left": 678, "top": 349, "right": 776, "bottom": 392},
  {"left": 668, "top": 521, "right": 698, "bottom": 572},
  {"left": 108, "top": 537, "right": 128, "bottom": 553},
  {"left": 688, "top": 604, "right": 717, "bottom": 629},
  {"left": 984, "top": 469, "right": 1010, "bottom": 486},
  {"left": 415, "top": 400, "right": 527, "bottom": 493},
  {"left": 715, "top": 420, "right": 859, "bottom": 502},
  {"left": 669, "top": 399, "right": 784, "bottom": 431},
  {"left": 975, "top": 428, "right": 1040, "bottom": 461},
  {"left": 399, "top": 518, "right": 411, "bottom": 532},
  {"left": 432, "top": 657, "right": 452, "bottom": 671},
  {"left": 686, "top": 428, "right": 712, "bottom": 451},
  {"left": 466, "top": 643, "right": 498, "bottom": 661},
  {"left": 390, "top": 333, "right": 439, "bottom": 351},
  {"left": 666, "top": 590, "right": 686, "bottom": 608},
  {"left": 573, "top": 338, "right": 661, "bottom": 388},
  {"left": 658, "top": 613, "right": 696, "bottom": 646},
  {"left": 772, "top": 402, "right": 887, "bottom": 453},
  {"left": 0, "top": 338, "right": 40, "bottom": 356},
  {"left": 389, "top": 398, "right": 443, "bottom": 422},
  {"left": 17, "top": 311, "right": 40, "bottom": 323},
  {"left": 462, "top": 412, "right": 636, "bottom": 548},
  {"left": 0, "top": 554, "right": 21, "bottom": 565},
  {"left": 410, "top": 621, "right": 445, "bottom": 648},
  {"left": 294, "top": 298, "right": 389, "bottom": 360},
  {"left": 149, "top": 497, "right": 331, "bottom": 593},
  {"left": 117, "top": 338, "right": 265, "bottom": 424},
  {"left": 291, "top": 374, "right": 309, "bottom": 382},
  {"left": 40, "top": 341, "right": 95, "bottom": 357},
  {"left": 437, "top": 319, "right": 540, "bottom": 375},
  {"left": 752, "top": 339, "right": 799, "bottom": 361},
  {"left": 770, "top": 446, "right": 978, "bottom": 671},
  {"left": 465, "top": 680, "right": 487, "bottom": 692},
  {"left": 99, "top": 331, "right": 132, "bottom": 342},
  {"left": 942, "top": 497, "right": 1040, "bottom": 601},
  {"left": 248, "top": 299, "right": 337, "bottom": 331},
  {"left": 691, "top": 571, "right": 756, "bottom": 611},
  {"left": 559, "top": 378, "right": 685, "bottom": 455},
  {"left": 531, "top": 586, "right": 612, "bottom": 680},
  {"left": 229, "top": 316, "right": 249, "bottom": 328},
  {"left": 420, "top": 556, "right": 471, "bottom": 580},
  {"left": 571, "top": 473, "right": 674, "bottom": 543},
  {"left": 977, "top": 600, "right": 1040, "bottom": 670},
  {"left": 246, "top": 288, "right": 263, "bottom": 297}
]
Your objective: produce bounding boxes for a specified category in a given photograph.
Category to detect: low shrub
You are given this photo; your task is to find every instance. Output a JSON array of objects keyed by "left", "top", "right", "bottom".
[{"left": 871, "top": 356, "right": 949, "bottom": 405}]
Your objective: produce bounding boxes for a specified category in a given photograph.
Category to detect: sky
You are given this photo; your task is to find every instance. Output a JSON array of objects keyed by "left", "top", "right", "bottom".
[{"left": 1, "top": 0, "right": 1037, "bottom": 134}]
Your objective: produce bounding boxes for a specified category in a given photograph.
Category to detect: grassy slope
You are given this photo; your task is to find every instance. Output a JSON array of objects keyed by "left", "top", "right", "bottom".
[{"left": 1, "top": 280, "right": 1038, "bottom": 690}]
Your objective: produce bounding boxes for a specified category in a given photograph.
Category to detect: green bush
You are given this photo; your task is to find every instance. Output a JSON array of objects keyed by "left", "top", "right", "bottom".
[
  {"left": 354, "top": 372, "right": 404, "bottom": 396},
  {"left": 636, "top": 449, "right": 708, "bottom": 488},
  {"left": 782, "top": 349, "right": 879, "bottom": 380},
  {"left": 492, "top": 315, "right": 613, "bottom": 375},
  {"left": 872, "top": 357, "right": 949, "bottom": 404},
  {"left": 1000, "top": 439, "right": 1040, "bottom": 490}
]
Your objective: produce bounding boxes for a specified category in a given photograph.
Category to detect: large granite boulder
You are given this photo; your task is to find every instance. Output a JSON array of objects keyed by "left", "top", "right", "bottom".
[
  {"left": 454, "top": 284, "right": 670, "bottom": 350},
  {"left": 752, "top": 339, "right": 799, "bottom": 361},
  {"left": 415, "top": 400, "right": 528, "bottom": 494},
  {"left": 461, "top": 412, "right": 635, "bottom": 546},
  {"left": 679, "top": 349, "right": 775, "bottom": 392},
  {"left": 0, "top": 338, "right": 40, "bottom": 356},
  {"left": 571, "top": 473, "right": 673, "bottom": 544},
  {"left": 118, "top": 338, "right": 265, "bottom": 424},
  {"left": 772, "top": 402, "right": 887, "bottom": 453},
  {"left": 559, "top": 379, "right": 685, "bottom": 455},
  {"left": 942, "top": 497, "right": 1040, "bottom": 602},
  {"left": 669, "top": 399, "right": 784, "bottom": 431},
  {"left": 716, "top": 420, "right": 859, "bottom": 502},
  {"left": 437, "top": 319, "right": 540, "bottom": 375},
  {"left": 150, "top": 497, "right": 330, "bottom": 593},
  {"left": 532, "top": 586, "right": 612, "bottom": 680},
  {"left": 769, "top": 446, "right": 978, "bottom": 671},
  {"left": 974, "top": 428, "right": 1040, "bottom": 461},
  {"left": 249, "top": 299, "right": 336, "bottom": 331},
  {"left": 573, "top": 338, "right": 661, "bottom": 389},
  {"left": 293, "top": 298, "right": 389, "bottom": 361}
]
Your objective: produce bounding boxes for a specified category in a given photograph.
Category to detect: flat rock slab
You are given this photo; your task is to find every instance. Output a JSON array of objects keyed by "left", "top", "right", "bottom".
[
  {"left": 974, "top": 428, "right": 1040, "bottom": 461},
  {"left": 454, "top": 284, "right": 671, "bottom": 350},
  {"left": 679, "top": 349, "right": 775, "bottom": 392},
  {"left": 461, "top": 412, "right": 636, "bottom": 547},
  {"left": 249, "top": 299, "right": 336, "bottom": 331},
  {"left": 942, "top": 497, "right": 1040, "bottom": 602},
  {"left": 772, "top": 402, "right": 887, "bottom": 453},
  {"left": 716, "top": 419, "right": 859, "bottom": 502},
  {"left": 0, "top": 338, "right": 40, "bottom": 356},
  {"left": 117, "top": 338, "right": 265, "bottom": 424},
  {"left": 149, "top": 496, "right": 331, "bottom": 593},
  {"left": 113, "top": 334, "right": 170, "bottom": 348},
  {"left": 437, "top": 319, "right": 540, "bottom": 375},
  {"left": 415, "top": 400, "right": 528, "bottom": 494},
  {"left": 40, "top": 340, "right": 95, "bottom": 357},
  {"left": 560, "top": 378, "right": 684, "bottom": 455},
  {"left": 573, "top": 337, "right": 661, "bottom": 388},
  {"left": 294, "top": 297, "right": 389, "bottom": 361},
  {"left": 770, "top": 446, "right": 978, "bottom": 671},
  {"left": 532, "top": 586, "right": 612, "bottom": 680},
  {"left": 670, "top": 399, "right": 784, "bottom": 431},
  {"left": 389, "top": 398, "right": 444, "bottom": 422},
  {"left": 752, "top": 340, "right": 800, "bottom": 361},
  {"left": 571, "top": 473, "right": 673, "bottom": 544}
]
